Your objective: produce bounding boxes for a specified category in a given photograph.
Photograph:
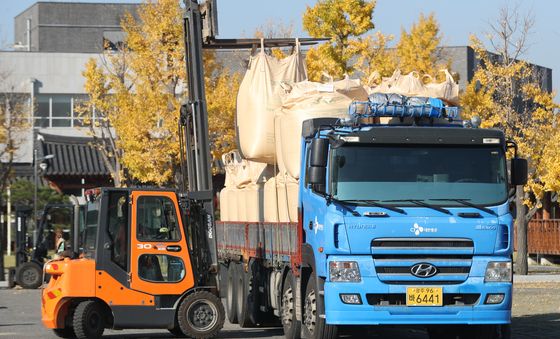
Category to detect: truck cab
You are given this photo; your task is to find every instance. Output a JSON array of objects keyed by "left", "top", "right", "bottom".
[{"left": 298, "top": 110, "right": 526, "bottom": 338}]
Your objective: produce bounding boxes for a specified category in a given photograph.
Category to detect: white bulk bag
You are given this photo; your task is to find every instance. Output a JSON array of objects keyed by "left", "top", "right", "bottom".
[
  {"left": 236, "top": 39, "right": 307, "bottom": 164},
  {"left": 275, "top": 79, "right": 358, "bottom": 179},
  {"left": 424, "top": 69, "right": 459, "bottom": 104}
]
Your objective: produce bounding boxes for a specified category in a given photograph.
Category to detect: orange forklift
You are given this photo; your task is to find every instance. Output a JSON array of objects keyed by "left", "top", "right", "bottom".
[{"left": 41, "top": 1, "right": 225, "bottom": 338}]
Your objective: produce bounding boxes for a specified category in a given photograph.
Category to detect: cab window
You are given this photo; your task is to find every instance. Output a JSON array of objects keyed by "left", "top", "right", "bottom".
[
  {"left": 136, "top": 196, "right": 180, "bottom": 242},
  {"left": 138, "top": 254, "right": 185, "bottom": 282},
  {"left": 107, "top": 191, "right": 129, "bottom": 269}
]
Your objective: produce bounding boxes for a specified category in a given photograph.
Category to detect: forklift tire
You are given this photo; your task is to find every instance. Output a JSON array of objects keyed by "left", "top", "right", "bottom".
[
  {"left": 177, "top": 291, "right": 225, "bottom": 339},
  {"left": 73, "top": 300, "right": 105, "bottom": 339},
  {"left": 225, "top": 263, "right": 238, "bottom": 324},
  {"left": 52, "top": 328, "right": 75, "bottom": 338},
  {"left": 168, "top": 327, "right": 186, "bottom": 337},
  {"left": 16, "top": 262, "right": 43, "bottom": 289}
]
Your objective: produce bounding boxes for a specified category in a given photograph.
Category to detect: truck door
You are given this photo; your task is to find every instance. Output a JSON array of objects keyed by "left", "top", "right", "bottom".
[{"left": 129, "top": 191, "right": 195, "bottom": 295}]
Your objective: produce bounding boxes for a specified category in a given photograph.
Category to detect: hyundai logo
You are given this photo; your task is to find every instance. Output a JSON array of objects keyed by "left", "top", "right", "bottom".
[{"left": 410, "top": 263, "right": 438, "bottom": 278}]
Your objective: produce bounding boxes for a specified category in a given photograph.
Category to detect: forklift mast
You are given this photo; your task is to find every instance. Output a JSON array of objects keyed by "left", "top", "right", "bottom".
[{"left": 179, "top": 0, "right": 219, "bottom": 285}]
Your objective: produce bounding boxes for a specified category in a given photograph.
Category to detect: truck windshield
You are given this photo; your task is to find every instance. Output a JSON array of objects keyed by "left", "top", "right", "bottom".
[{"left": 331, "top": 145, "right": 507, "bottom": 207}]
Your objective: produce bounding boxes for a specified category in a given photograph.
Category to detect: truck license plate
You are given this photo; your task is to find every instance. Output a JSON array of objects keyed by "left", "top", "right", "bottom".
[{"left": 406, "top": 287, "right": 443, "bottom": 306}]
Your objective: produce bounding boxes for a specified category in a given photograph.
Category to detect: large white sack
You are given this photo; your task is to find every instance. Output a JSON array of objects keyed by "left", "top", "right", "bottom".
[
  {"left": 275, "top": 78, "right": 361, "bottom": 179},
  {"left": 424, "top": 69, "right": 459, "bottom": 104},
  {"left": 368, "top": 69, "right": 401, "bottom": 94},
  {"left": 243, "top": 183, "right": 265, "bottom": 222},
  {"left": 236, "top": 40, "right": 307, "bottom": 164},
  {"left": 223, "top": 150, "right": 274, "bottom": 188}
]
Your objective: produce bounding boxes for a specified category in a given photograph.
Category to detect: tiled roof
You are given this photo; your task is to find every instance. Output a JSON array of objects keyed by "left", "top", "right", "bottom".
[{"left": 38, "top": 133, "right": 110, "bottom": 176}]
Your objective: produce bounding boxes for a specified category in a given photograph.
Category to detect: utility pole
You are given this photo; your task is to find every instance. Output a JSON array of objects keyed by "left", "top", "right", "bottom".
[{"left": 0, "top": 213, "right": 4, "bottom": 281}]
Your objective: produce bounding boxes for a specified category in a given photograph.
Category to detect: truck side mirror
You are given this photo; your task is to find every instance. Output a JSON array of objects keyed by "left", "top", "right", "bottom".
[
  {"left": 510, "top": 158, "right": 528, "bottom": 186},
  {"left": 309, "top": 138, "right": 328, "bottom": 167},
  {"left": 307, "top": 138, "right": 329, "bottom": 193}
]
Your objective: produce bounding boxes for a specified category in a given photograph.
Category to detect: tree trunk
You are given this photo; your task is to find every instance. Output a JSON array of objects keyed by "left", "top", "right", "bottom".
[{"left": 515, "top": 185, "right": 528, "bottom": 275}]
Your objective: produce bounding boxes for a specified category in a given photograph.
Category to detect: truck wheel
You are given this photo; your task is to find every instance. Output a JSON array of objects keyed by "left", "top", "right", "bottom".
[
  {"left": 236, "top": 262, "right": 256, "bottom": 327},
  {"left": 177, "top": 291, "right": 225, "bottom": 339},
  {"left": 281, "top": 271, "right": 301, "bottom": 339},
  {"left": 73, "top": 300, "right": 105, "bottom": 339},
  {"left": 303, "top": 275, "right": 337, "bottom": 339},
  {"left": 16, "top": 262, "right": 43, "bottom": 289},
  {"left": 225, "top": 263, "right": 238, "bottom": 324},
  {"left": 52, "top": 328, "right": 75, "bottom": 338}
]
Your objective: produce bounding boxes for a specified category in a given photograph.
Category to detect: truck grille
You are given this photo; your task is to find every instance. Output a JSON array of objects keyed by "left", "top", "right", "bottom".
[
  {"left": 366, "top": 293, "right": 480, "bottom": 306},
  {"left": 372, "top": 238, "right": 473, "bottom": 284}
]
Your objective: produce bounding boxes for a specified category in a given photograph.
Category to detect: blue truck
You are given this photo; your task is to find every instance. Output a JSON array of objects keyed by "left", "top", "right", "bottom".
[{"left": 217, "top": 101, "right": 528, "bottom": 339}]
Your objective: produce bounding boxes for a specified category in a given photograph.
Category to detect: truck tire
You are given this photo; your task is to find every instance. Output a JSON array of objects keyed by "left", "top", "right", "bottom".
[
  {"left": 177, "top": 290, "right": 225, "bottom": 339},
  {"left": 225, "top": 263, "right": 238, "bottom": 324},
  {"left": 16, "top": 262, "right": 43, "bottom": 289},
  {"left": 73, "top": 300, "right": 105, "bottom": 339},
  {"left": 281, "top": 271, "right": 301, "bottom": 339},
  {"left": 236, "top": 262, "right": 256, "bottom": 327},
  {"left": 303, "top": 275, "right": 337, "bottom": 339}
]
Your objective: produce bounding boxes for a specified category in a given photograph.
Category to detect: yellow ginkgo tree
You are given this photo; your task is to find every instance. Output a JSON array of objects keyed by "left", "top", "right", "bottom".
[
  {"left": 461, "top": 6, "right": 560, "bottom": 275},
  {"left": 81, "top": 0, "right": 240, "bottom": 186},
  {"left": 396, "top": 13, "right": 449, "bottom": 80},
  {"left": 302, "top": 0, "right": 383, "bottom": 81}
]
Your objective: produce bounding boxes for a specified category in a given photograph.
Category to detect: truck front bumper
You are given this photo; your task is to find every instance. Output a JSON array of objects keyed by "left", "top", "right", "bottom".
[{"left": 324, "top": 269, "right": 511, "bottom": 325}]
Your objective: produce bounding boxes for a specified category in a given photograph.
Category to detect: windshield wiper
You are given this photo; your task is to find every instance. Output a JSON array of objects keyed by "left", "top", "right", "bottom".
[
  {"left": 326, "top": 196, "right": 360, "bottom": 217},
  {"left": 430, "top": 198, "right": 497, "bottom": 216},
  {"left": 342, "top": 200, "right": 407, "bottom": 215},
  {"left": 382, "top": 199, "right": 452, "bottom": 215}
]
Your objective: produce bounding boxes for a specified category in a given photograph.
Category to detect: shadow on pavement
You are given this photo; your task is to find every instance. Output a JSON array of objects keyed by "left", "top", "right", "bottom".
[
  {"left": 101, "top": 327, "right": 285, "bottom": 339},
  {"left": 512, "top": 313, "right": 560, "bottom": 338}
]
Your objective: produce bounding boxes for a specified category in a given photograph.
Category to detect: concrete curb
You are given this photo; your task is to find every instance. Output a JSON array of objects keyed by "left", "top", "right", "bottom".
[{"left": 514, "top": 274, "right": 560, "bottom": 283}]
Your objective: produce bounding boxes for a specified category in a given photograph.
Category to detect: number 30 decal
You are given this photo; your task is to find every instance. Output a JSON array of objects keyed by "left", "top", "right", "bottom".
[{"left": 137, "top": 243, "right": 152, "bottom": 250}]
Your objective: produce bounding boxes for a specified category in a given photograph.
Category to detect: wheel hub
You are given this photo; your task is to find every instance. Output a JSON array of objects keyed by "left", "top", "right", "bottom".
[
  {"left": 281, "top": 287, "right": 294, "bottom": 326},
  {"left": 187, "top": 300, "right": 218, "bottom": 332},
  {"left": 304, "top": 290, "right": 317, "bottom": 334}
]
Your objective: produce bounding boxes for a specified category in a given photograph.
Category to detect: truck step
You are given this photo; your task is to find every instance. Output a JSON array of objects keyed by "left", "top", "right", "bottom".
[
  {"left": 319, "top": 290, "right": 324, "bottom": 296},
  {"left": 319, "top": 314, "right": 326, "bottom": 319}
]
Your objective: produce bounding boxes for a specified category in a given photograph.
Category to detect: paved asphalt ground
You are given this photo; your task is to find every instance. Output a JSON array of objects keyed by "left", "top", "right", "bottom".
[{"left": 1, "top": 276, "right": 560, "bottom": 338}]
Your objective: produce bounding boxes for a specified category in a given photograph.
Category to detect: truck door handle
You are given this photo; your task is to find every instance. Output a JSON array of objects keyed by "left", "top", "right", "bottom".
[{"left": 166, "top": 245, "right": 181, "bottom": 252}]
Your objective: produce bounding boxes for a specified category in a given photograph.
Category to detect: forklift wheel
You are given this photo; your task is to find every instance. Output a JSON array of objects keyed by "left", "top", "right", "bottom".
[
  {"left": 16, "top": 262, "right": 43, "bottom": 289},
  {"left": 178, "top": 291, "right": 225, "bottom": 339},
  {"left": 73, "top": 300, "right": 105, "bottom": 339},
  {"left": 52, "top": 327, "right": 75, "bottom": 338}
]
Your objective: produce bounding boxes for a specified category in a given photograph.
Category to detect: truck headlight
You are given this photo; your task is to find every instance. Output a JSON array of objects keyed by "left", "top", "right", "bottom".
[
  {"left": 329, "top": 261, "right": 361, "bottom": 282},
  {"left": 484, "top": 261, "right": 512, "bottom": 282}
]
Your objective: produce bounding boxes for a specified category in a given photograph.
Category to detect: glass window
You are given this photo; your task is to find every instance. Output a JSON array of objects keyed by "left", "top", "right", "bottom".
[
  {"left": 331, "top": 145, "right": 508, "bottom": 206},
  {"left": 107, "top": 191, "right": 129, "bottom": 269},
  {"left": 52, "top": 95, "right": 72, "bottom": 117},
  {"left": 51, "top": 119, "right": 71, "bottom": 127},
  {"left": 36, "top": 95, "right": 49, "bottom": 118},
  {"left": 137, "top": 196, "right": 180, "bottom": 242},
  {"left": 83, "top": 199, "right": 100, "bottom": 258},
  {"left": 138, "top": 254, "right": 185, "bottom": 282}
]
